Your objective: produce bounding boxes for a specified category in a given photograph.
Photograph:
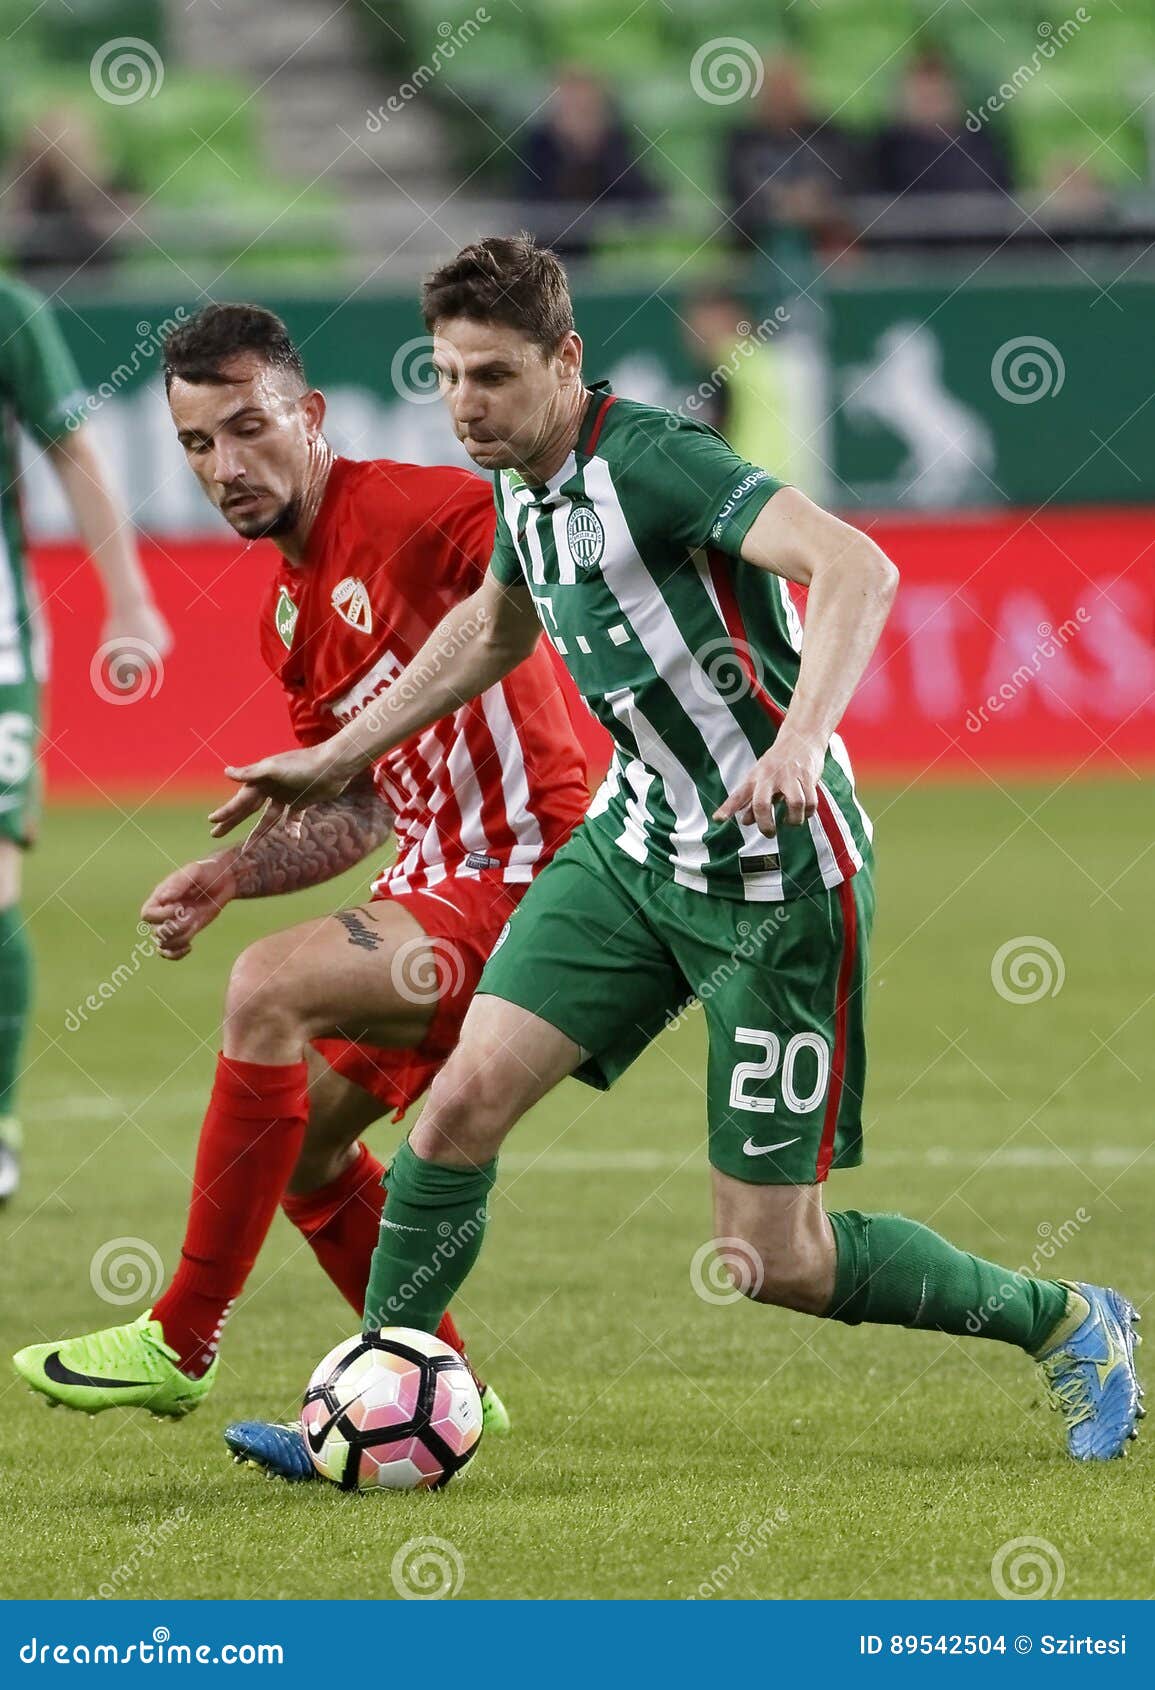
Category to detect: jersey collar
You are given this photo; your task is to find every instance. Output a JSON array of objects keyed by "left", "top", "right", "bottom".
[{"left": 575, "top": 379, "right": 615, "bottom": 458}]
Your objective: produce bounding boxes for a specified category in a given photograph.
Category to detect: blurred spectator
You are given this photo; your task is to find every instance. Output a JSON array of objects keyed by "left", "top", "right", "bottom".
[
  {"left": 679, "top": 286, "right": 823, "bottom": 497},
  {"left": 723, "top": 53, "right": 863, "bottom": 250},
  {"left": 1037, "top": 153, "right": 1114, "bottom": 224},
  {"left": 874, "top": 52, "right": 1012, "bottom": 198},
  {"left": 520, "top": 68, "right": 662, "bottom": 255},
  {"left": 1, "top": 107, "right": 125, "bottom": 287}
]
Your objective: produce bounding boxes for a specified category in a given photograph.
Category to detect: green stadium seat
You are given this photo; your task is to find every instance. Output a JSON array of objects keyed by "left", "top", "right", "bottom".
[{"left": 33, "top": 0, "right": 166, "bottom": 66}]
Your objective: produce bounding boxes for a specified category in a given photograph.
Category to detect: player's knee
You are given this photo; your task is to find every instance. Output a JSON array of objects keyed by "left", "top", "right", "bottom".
[
  {"left": 411, "top": 1049, "right": 514, "bottom": 1163},
  {"left": 223, "top": 939, "right": 301, "bottom": 1046}
]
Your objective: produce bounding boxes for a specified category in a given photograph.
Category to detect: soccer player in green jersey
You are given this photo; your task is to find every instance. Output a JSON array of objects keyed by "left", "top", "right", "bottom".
[
  {"left": 0, "top": 274, "right": 170, "bottom": 1200},
  {"left": 214, "top": 236, "right": 1142, "bottom": 1462}
]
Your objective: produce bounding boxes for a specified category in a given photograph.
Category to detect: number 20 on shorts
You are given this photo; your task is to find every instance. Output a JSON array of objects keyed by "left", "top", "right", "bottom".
[{"left": 729, "top": 1028, "right": 830, "bottom": 1115}]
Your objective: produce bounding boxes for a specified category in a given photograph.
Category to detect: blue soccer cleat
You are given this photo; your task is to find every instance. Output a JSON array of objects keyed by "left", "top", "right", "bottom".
[
  {"left": 224, "top": 1421, "right": 316, "bottom": 1482},
  {"left": 1036, "top": 1281, "right": 1144, "bottom": 1461},
  {"left": 224, "top": 1385, "right": 511, "bottom": 1483}
]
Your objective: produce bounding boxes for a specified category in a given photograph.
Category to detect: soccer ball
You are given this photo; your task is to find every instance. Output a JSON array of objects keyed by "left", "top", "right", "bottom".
[{"left": 301, "top": 1327, "right": 483, "bottom": 1491}]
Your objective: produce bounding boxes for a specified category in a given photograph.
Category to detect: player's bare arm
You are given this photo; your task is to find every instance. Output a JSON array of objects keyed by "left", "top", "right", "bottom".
[
  {"left": 714, "top": 486, "right": 899, "bottom": 836},
  {"left": 144, "top": 776, "right": 391, "bottom": 959},
  {"left": 47, "top": 423, "right": 172, "bottom": 670},
  {"left": 209, "top": 568, "right": 542, "bottom": 835}
]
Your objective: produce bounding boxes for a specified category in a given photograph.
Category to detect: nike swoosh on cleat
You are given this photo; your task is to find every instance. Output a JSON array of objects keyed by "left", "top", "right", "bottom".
[
  {"left": 42, "top": 1351, "right": 152, "bottom": 1391},
  {"left": 741, "top": 1136, "right": 801, "bottom": 1156}
]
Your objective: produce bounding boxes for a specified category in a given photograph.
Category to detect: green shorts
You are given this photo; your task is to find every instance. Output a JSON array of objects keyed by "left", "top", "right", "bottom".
[
  {"left": 0, "top": 680, "right": 40, "bottom": 848},
  {"left": 478, "top": 821, "right": 873, "bottom": 1185}
]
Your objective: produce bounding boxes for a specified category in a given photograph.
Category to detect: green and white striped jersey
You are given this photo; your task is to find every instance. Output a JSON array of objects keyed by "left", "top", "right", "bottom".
[
  {"left": 489, "top": 383, "right": 872, "bottom": 903},
  {"left": 0, "top": 276, "right": 87, "bottom": 688}
]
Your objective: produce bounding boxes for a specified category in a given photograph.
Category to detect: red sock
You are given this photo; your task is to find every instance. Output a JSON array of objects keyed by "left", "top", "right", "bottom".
[
  {"left": 281, "top": 1141, "right": 467, "bottom": 1357},
  {"left": 152, "top": 1054, "right": 309, "bottom": 1376}
]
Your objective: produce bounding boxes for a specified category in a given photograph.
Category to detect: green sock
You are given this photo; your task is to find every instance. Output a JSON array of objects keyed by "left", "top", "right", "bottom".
[
  {"left": 363, "top": 1140, "right": 497, "bottom": 1335},
  {"left": 827, "top": 1209, "right": 1070, "bottom": 1355},
  {"left": 0, "top": 907, "right": 32, "bottom": 1118}
]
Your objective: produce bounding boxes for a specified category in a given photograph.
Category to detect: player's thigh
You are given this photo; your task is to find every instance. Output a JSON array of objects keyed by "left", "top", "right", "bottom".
[
  {"left": 226, "top": 900, "right": 439, "bottom": 1048},
  {"left": 686, "top": 874, "right": 872, "bottom": 1189},
  {"left": 0, "top": 839, "right": 22, "bottom": 906}
]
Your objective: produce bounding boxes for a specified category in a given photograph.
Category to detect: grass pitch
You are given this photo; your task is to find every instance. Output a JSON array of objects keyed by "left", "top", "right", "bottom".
[{"left": 1, "top": 778, "right": 1151, "bottom": 1601}]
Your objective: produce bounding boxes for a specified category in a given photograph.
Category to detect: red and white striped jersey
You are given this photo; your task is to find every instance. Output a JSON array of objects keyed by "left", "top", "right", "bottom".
[{"left": 259, "top": 455, "right": 590, "bottom": 896}]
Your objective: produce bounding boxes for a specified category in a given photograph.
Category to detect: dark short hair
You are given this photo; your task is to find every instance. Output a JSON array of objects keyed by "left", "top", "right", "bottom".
[
  {"left": 163, "top": 302, "right": 306, "bottom": 392},
  {"left": 421, "top": 234, "right": 574, "bottom": 353}
]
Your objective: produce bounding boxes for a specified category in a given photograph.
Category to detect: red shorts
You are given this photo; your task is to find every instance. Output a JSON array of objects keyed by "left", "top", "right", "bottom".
[{"left": 311, "top": 872, "right": 524, "bottom": 1121}]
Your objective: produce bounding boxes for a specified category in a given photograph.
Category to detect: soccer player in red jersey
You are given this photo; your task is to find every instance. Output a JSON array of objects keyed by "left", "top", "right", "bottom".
[{"left": 13, "top": 305, "right": 589, "bottom": 1455}]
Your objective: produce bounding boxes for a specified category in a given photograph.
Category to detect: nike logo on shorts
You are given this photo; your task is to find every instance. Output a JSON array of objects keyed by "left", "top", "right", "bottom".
[
  {"left": 741, "top": 1136, "right": 801, "bottom": 1157},
  {"left": 380, "top": 1218, "right": 423, "bottom": 1234}
]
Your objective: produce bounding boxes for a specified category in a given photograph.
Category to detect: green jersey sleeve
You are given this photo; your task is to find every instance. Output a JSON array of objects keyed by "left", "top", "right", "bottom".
[
  {"left": 0, "top": 278, "right": 87, "bottom": 445},
  {"left": 487, "top": 478, "right": 524, "bottom": 587},
  {"left": 625, "top": 412, "right": 785, "bottom": 559}
]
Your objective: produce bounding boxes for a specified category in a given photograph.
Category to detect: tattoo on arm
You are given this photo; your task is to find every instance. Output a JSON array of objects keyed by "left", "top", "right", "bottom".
[{"left": 230, "top": 778, "right": 392, "bottom": 899}]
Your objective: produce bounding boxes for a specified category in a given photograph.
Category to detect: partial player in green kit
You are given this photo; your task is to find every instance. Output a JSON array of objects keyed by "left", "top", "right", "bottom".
[
  {"left": 0, "top": 275, "right": 170, "bottom": 1199},
  {"left": 216, "top": 235, "right": 1142, "bottom": 1464}
]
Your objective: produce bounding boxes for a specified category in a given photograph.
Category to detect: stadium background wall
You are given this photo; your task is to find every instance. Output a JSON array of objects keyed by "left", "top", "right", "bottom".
[
  {"left": 36, "top": 506, "right": 1155, "bottom": 797},
  {"left": 19, "top": 280, "right": 1155, "bottom": 532}
]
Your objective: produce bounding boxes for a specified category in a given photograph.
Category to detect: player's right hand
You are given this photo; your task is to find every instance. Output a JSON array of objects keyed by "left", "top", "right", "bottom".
[
  {"left": 210, "top": 746, "right": 351, "bottom": 837},
  {"left": 141, "top": 856, "right": 239, "bottom": 961}
]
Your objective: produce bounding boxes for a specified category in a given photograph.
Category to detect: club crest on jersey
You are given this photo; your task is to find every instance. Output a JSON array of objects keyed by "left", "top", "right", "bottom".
[
  {"left": 331, "top": 576, "right": 373, "bottom": 634},
  {"left": 566, "top": 503, "right": 605, "bottom": 570},
  {"left": 274, "top": 585, "right": 298, "bottom": 649}
]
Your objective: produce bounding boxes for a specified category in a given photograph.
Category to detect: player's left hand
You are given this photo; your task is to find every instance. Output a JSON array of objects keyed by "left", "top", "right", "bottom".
[
  {"left": 100, "top": 597, "right": 173, "bottom": 682},
  {"left": 714, "top": 732, "right": 824, "bottom": 836},
  {"left": 209, "top": 745, "right": 350, "bottom": 837}
]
